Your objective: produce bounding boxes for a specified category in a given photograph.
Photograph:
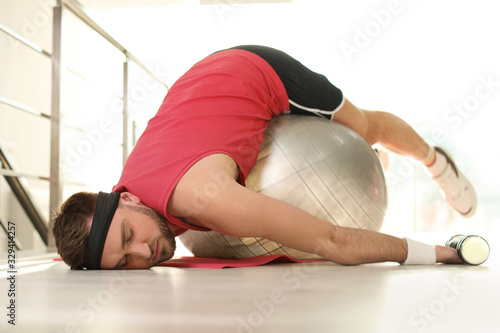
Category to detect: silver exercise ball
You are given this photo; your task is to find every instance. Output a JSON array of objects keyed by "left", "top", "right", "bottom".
[{"left": 179, "top": 115, "right": 387, "bottom": 259}]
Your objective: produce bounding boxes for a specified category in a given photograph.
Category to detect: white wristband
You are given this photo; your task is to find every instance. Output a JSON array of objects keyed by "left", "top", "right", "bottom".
[{"left": 402, "top": 238, "right": 436, "bottom": 265}]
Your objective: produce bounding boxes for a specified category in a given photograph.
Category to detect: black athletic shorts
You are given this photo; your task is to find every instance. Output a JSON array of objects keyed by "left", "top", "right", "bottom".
[{"left": 228, "top": 45, "right": 345, "bottom": 119}]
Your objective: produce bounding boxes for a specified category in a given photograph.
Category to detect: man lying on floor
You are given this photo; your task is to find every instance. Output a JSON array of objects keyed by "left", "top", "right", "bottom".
[{"left": 52, "top": 45, "right": 476, "bottom": 270}]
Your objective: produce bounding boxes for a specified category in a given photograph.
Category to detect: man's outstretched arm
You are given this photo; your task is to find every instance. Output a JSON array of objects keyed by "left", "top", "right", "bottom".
[
  {"left": 168, "top": 155, "right": 461, "bottom": 265},
  {"left": 200, "top": 180, "right": 408, "bottom": 265}
]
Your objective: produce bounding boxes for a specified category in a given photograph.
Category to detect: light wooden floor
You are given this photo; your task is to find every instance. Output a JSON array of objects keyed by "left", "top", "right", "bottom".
[{"left": 1, "top": 249, "right": 499, "bottom": 333}]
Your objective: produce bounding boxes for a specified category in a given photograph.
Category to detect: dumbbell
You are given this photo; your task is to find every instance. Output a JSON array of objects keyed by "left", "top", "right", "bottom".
[{"left": 445, "top": 234, "right": 490, "bottom": 265}]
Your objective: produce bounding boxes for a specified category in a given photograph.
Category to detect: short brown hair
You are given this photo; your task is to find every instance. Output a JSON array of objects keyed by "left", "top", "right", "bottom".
[{"left": 52, "top": 191, "right": 98, "bottom": 269}]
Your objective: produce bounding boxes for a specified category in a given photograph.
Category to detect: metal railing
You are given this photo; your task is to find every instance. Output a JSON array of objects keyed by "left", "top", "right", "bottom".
[
  {"left": 0, "top": 143, "right": 49, "bottom": 245},
  {"left": 0, "top": 0, "right": 169, "bottom": 249}
]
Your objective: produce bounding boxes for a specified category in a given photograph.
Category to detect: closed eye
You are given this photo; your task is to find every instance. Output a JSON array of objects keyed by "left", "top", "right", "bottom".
[
  {"left": 121, "top": 227, "right": 134, "bottom": 269},
  {"left": 128, "top": 227, "right": 134, "bottom": 243},
  {"left": 114, "top": 225, "right": 134, "bottom": 269}
]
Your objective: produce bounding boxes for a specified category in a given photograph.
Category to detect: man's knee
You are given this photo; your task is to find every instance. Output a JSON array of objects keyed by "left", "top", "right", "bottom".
[{"left": 359, "top": 109, "right": 380, "bottom": 145}]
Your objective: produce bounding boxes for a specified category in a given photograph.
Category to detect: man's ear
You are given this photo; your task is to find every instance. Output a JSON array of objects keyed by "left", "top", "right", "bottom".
[{"left": 119, "top": 192, "right": 141, "bottom": 204}]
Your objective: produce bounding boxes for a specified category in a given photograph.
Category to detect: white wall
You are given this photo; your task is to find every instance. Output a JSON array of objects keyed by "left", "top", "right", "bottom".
[{"left": 0, "top": 0, "right": 54, "bottom": 251}]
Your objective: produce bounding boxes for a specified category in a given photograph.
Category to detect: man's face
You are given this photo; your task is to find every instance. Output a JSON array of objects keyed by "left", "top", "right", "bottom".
[{"left": 99, "top": 193, "right": 176, "bottom": 269}]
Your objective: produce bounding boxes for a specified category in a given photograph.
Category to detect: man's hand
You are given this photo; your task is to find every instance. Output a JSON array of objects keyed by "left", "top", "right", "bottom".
[{"left": 435, "top": 245, "right": 463, "bottom": 264}]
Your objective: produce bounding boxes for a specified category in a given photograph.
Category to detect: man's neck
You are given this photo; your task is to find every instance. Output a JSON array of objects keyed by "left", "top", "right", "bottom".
[{"left": 168, "top": 222, "right": 187, "bottom": 237}]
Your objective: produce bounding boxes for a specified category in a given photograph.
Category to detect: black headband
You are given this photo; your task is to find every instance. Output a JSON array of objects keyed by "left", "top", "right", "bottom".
[{"left": 84, "top": 191, "right": 120, "bottom": 270}]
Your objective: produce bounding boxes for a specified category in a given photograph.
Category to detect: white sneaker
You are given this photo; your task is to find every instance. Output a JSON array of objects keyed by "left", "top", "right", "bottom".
[{"left": 432, "top": 147, "right": 477, "bottom": 217}]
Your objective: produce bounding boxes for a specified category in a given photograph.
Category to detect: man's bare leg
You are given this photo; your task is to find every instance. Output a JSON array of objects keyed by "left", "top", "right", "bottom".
[
  {"left": 332, "top": 98, "right": 477, "bottom": 217},
  {"left": 333, "top": 98, "right": 431, "bottom": 161}
]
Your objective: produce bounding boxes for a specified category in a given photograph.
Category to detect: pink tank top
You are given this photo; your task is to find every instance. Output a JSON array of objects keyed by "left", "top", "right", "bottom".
[{"left": 112, "top": 49, "right": 290, "bottom": 231}]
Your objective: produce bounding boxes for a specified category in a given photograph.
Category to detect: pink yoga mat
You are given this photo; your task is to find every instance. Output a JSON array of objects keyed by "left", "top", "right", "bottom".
[
  {"left": 54, "top": 255, "right": 325, "bottom": 269},
  {"left": 159, "top": 255, "right": 326, "bottom": 269}
]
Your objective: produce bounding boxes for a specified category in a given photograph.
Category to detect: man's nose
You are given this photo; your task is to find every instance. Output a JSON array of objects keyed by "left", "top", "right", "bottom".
[{"left": 129, "top": 242, "right": 151, "bottom": 259}]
